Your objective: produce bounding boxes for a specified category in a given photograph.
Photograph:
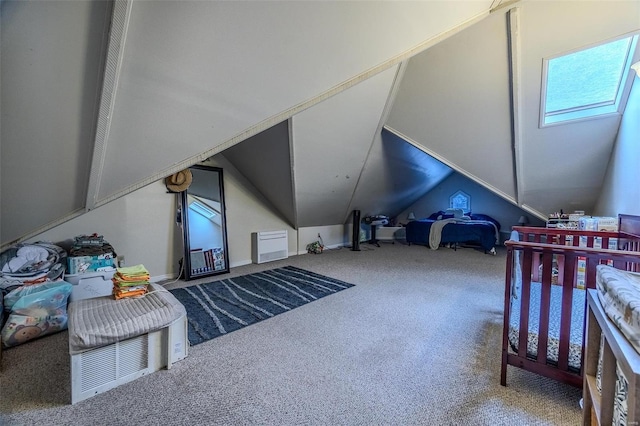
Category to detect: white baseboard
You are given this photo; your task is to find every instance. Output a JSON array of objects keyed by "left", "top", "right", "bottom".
[
  {"left": 298, "top": 242, "right": 345, "bottom": 255},
  {"left": 150, "top": 273, "right": 176, "bottom": 283},
  {"left": 326, "top": 243, "right": 346, "bottom": 250},
  {"left": 229, "top": 259, "right": 252, "bottom": 268}
]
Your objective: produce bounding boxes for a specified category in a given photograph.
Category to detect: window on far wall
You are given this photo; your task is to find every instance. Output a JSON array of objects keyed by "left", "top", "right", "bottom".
[
  {"left": 450, "top": 190, "right": 470, "bottom": 213},
  {"left": 540, "top": 34, "right": 639, "bottom": 127}
]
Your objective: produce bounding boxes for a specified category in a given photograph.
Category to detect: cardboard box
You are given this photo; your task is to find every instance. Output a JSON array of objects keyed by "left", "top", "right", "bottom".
[
  {"left": 68, "top": 253, "right": 115, "bottom": 275},
  {"left": 595, "top": 217, "right": 618, "bottom": 231}
]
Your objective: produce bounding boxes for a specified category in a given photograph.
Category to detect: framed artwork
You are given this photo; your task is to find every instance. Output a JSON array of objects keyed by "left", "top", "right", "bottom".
[{"left": 450, "top": 190, "right": 471, "bottom": 212}]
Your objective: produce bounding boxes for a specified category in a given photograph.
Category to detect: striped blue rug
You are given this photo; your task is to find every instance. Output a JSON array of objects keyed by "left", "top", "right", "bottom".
[{"left": 169, "top": 266, "right": 355, "bottom": 346}]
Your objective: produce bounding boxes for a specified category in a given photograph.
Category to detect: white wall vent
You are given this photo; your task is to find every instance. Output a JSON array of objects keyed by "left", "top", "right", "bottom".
[
  {"left": 252, "top": 230, "right": 288, "bottom": 264},
  {"left": 70, "top": 314, "right": 188, "bottom": 404}
]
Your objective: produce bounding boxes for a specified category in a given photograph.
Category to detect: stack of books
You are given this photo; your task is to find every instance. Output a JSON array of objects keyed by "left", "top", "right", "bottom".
[{"left": 112, "top": 264, "right": 150, "bottom": 300}]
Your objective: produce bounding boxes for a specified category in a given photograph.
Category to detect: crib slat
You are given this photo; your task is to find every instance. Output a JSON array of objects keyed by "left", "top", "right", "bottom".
[
  {"left": 518, "top": 250, "right": 533, "bottom": 357},
  {"left": 501, "top": 247, "right": 516, "bottom": 386},
  {"left": 557, "top": 275, "right": 573, "bottom": 372},
  {"left": 586, "top": 254, "right": 599, "bottom": 289},
  {"left": 536, "top": 252, "right": 553, "bottom": 364}
]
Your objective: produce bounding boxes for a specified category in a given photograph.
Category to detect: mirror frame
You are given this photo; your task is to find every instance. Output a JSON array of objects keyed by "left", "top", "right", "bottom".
[{"left": 180, "top": 165, "right": 230, "bottom": 280}]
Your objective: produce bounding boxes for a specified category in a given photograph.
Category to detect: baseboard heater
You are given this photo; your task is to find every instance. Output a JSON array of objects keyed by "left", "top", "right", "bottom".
[{"left": 252, "top": 230, "right": 288, "bottom": 264}]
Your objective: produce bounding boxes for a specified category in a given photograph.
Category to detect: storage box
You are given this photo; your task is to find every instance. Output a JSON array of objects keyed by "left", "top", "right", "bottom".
[
  {"left": 65, "top": 270, "right": 115, "bottom": 302},
  {"left": 579, "top": 217, "right": 598, "bottom": 231},
  {"left": 595, "top": 216, "right": 618, "bottom": 232},
  {"left": 579, "top": 236, "right": 618, "bottom": 250},
  {"left": 68, "top": 253, "right": 115, "bottom": 275}
]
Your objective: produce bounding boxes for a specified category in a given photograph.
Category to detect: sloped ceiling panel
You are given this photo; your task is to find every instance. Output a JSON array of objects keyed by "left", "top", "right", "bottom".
[
  {"left": 386, "top": 9, "right": 516, "bottom": 203},
  {"left": 94, "top": 1, "right": 491, "bottom": 203},
  {"left": 0, "top": 0, "right": 111, "bottom": 244},
  {"left": 222, "top": 121, "right": 294, "bottom": 226},
  {"left": 347, "top": 129, "right": 453, "bottom": 220},
  {"left": 1, "top": 0, "right": 494, "bottom": 246},
  {"left": 517, "top": 1, "right": 640, "bottom": 216},
  {"left": 293, "top": 66, "right": 399, "bottom": 227},
  {"left": 520, "top": 119, "right": 621, "bottom": 215}
]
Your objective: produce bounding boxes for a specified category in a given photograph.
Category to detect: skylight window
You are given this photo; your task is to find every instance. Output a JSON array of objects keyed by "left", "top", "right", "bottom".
[
  {"left": 541, "top": 34, "right": 638, "bottom": 126},
  {"left": 189, "top": 200, "right": 216, "bottom": 219}
]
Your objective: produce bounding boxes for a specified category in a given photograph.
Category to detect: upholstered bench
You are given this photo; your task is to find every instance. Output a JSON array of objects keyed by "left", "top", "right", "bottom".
[{"left": 67, "top": 284, "right": 188, "bottom": 404}]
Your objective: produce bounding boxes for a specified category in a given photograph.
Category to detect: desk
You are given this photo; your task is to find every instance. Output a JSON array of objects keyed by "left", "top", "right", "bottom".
[
  {"left": 363, "top": 216, "right": 389, "bottom": 247},
  {"left": 368, "top": 223, "right": 381, "bottom": 247}
]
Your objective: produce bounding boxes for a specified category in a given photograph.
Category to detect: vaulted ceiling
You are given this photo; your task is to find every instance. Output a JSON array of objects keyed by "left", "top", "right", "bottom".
[{"left": 2, "top": 0, "right": 639, "bottom": 247}]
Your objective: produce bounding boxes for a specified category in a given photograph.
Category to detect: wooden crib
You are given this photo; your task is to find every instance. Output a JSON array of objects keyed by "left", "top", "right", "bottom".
[{"left": 501, "top": 214, "right": 640, "bottom": 388}]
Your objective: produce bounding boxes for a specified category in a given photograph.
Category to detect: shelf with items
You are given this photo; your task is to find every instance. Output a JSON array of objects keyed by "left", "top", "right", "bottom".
[
  {"left": 546, "top": 218, "right": 579, "bottom": 229},
  {"left": 583, "top": 290, "right": 640, "bottom": 425}
]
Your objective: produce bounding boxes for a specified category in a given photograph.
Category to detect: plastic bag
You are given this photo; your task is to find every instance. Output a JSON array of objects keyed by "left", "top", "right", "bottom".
[
  {"left": 1, "top": 280, "right": 72, "bottom": 348},
  {"left": 4, "top": 281, "right": 72, "bottom": 313}
]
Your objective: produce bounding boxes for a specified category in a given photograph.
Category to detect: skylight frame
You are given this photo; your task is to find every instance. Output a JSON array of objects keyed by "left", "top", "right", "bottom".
[
  {"left": 189, "top": 200, "right": 216, "bottom": 219},
  {"left": 539, "top": 33, "right": 640, "bottom": 128}
]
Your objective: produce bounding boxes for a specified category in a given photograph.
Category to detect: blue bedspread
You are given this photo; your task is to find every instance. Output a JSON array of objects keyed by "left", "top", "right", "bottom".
[{"left": 406, "top": 219, "right": 498, "bottom": 251}]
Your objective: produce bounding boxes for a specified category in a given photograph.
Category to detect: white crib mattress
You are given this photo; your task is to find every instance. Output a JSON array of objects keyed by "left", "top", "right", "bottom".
[
  {"left": 509, "top": 281, "right": 586, "bottom": 369},
  {"left": 68, "top": 284, "right": 186, "bottom": 354},
  {"left": 596, "top": 264, "right": 640, "bottom": 355}
]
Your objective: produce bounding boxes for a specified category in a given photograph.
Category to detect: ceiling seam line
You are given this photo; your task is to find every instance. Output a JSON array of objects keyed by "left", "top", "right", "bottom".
[
  {"left": 507, "top": 7, "right": 525, "bottom": 206},
  {"left": 344, "top": 61, "right": 409, "bottom": 222},
  {"left": 85, "top": 0, "right": 132, "bottom": 211}
]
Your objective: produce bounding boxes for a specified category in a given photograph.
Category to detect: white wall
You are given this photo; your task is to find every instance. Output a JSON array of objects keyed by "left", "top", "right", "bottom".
[
  {"left": 28, "top": 153, "right": 303, "bottom": 280},
  {"left": 26, "top": 181, "right": 181, "bottom": 281},
  {"left": 197, "top": 155, "right": 298, "bottom": 269},
  {"left": 298, "top": 225, "right": 346, "bottom": 255},
  {"left": 25, "top": 153, "right": 363, "bottom": 279},
  {"left": 594, "top": 76, "right": 640, "bottom": 217}
]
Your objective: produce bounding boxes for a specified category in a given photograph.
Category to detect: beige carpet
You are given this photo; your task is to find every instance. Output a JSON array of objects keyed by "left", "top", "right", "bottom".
[{"left": 0, "top": 242, "right": 582, "bottom": 425}]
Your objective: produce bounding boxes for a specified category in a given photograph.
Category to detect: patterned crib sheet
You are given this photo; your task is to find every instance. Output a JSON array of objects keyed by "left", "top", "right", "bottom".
[
  {"left": 613, "top": 361, "right": 629, "bottom": 426},
  {"left": 596, "top": 264, "right": 640, "bottom": 355},
  {"left": 509, "top": 281, "right": 587, "bottom": 369}
]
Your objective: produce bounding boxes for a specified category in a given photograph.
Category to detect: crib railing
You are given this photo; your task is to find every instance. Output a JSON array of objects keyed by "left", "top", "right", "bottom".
[{"left": 501, "top": 226, "right": 640, "bottom": 387}]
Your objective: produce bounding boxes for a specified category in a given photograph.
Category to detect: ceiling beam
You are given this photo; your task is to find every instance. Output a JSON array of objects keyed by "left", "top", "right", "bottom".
[{"left": 507, "top": 7, "right": 525, "bottom": 206}]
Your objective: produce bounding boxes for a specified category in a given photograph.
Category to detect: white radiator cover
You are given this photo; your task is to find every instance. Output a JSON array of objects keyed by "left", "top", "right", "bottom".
[
  {"left": 70, "top": 315, "right": 188, "bottom": 404},
  {"left": 252, "top": 230, "right": 288, "bottom": 264}
]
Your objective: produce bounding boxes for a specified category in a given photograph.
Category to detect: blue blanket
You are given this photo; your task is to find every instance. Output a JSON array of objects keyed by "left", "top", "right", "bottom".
[{"left": 406, "top": 219, "right": 498, "bottom": 251}]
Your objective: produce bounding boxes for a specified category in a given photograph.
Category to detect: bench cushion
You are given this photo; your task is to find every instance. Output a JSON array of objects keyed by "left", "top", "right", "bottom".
[
  {"left": 596, "top": 265, "right": 640, "bottom": 355},
  {"left": 68, "top": 284, "right": 186, "bottom": 354}
]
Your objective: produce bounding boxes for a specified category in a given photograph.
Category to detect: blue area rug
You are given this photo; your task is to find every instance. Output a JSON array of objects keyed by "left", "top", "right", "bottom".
[{"left": 169, "top": 266, "right": 355, "bottom": 346}]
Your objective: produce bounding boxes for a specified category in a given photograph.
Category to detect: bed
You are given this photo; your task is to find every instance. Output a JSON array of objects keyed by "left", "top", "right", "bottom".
[
  {"left": 405, "top": 211, "right": 500, "bottom": 254},
  {"left": 501, "top": 214, "right": 640, "bottom": 388}
]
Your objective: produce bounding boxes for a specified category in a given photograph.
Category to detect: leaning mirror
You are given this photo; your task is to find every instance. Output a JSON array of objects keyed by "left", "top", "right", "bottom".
[{"left": 180, "top": 165, "right": 230, "bottom": 280}]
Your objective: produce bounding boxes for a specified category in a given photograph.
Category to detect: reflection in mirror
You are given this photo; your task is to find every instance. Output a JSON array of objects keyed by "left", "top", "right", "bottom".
[{"left": 181, "top": 165, "right": 229, "bottom": 280}]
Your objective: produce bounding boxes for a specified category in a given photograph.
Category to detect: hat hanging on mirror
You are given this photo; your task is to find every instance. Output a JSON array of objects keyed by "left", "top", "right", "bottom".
[{"left": 165, "top": 169, "right": 193, "bottom": 193}]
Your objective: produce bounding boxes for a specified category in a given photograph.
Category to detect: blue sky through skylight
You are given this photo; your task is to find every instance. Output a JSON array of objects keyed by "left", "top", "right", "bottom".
[{"left": 542, "top": 35, "right": 638, "bottom": 125}]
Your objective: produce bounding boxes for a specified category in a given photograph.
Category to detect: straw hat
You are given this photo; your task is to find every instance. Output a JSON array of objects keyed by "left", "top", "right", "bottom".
[{"left": 165, "top": 169, "right": 193, "bottom": 193}]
